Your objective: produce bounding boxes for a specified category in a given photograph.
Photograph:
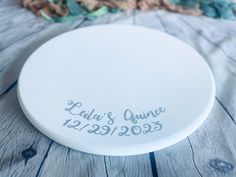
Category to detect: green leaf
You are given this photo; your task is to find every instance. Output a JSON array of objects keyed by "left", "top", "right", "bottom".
[
  {"left": 52, "top": 15, "right": 81, "bottom": 22},
  {"left": 40, "top": 10, "right": 54, "bottom": 22},
  {"left": 200, "top": 3, "right": 218, "bottom": 18},
  {"left": 109, "top": 8, "right": 121, "bottom": 13},
  {"left": 67, "top": 0, "right": 86, "bottom": 15},
  {"left": 86, "top": 6, "right": 109, "bottom": 20},
  {"left": 40, "top": 9, "right": 82, "bottom": 22},
  {"left": 47, "top": 0, "right": 60, "bottom": 4}
]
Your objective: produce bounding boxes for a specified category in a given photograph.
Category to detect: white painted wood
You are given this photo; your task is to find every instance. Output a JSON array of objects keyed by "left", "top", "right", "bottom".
[
  {"left": 0, "top": 3, "right": 236, "bottom": 177},
  {"left": 135, "top": 10, "right": 236, "bottom": 177}
]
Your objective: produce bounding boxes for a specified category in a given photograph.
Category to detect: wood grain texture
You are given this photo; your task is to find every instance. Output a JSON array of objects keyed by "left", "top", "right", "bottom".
[
  {"left": 0, "top": 2, "right": 236, "bottom": 177},
  {"left": 142, "top": 10, "right": 236, "bottom": 177}
]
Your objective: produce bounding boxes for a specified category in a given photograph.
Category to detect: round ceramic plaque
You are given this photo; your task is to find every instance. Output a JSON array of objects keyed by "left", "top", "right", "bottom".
[{"left": 18, "top": 25, "right": 215, "bottom": 156}]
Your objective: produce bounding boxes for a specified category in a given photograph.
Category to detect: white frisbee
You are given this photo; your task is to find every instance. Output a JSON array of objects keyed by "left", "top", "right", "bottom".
[{"left": 17, "top": 25, "right": 215, "bottom": 156}]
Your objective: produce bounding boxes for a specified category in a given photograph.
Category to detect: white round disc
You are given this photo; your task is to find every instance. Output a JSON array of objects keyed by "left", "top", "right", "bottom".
[{"left": 17, "top": 25, "right": 215, "bottom": 156}]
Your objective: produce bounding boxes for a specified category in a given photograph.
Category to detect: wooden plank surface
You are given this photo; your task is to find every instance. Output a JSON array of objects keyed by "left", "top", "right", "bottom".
[
  {"left": 135, "top": 10, "right": 236, "bottom": 177},
  {"left": 0, "top": 1, "right": 236, "bottom": 177}
]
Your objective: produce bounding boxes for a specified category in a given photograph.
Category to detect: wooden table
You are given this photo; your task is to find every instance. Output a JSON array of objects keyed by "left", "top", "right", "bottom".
[{"left": 1, "top": 0, "right": 236, "bottom": 176}]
